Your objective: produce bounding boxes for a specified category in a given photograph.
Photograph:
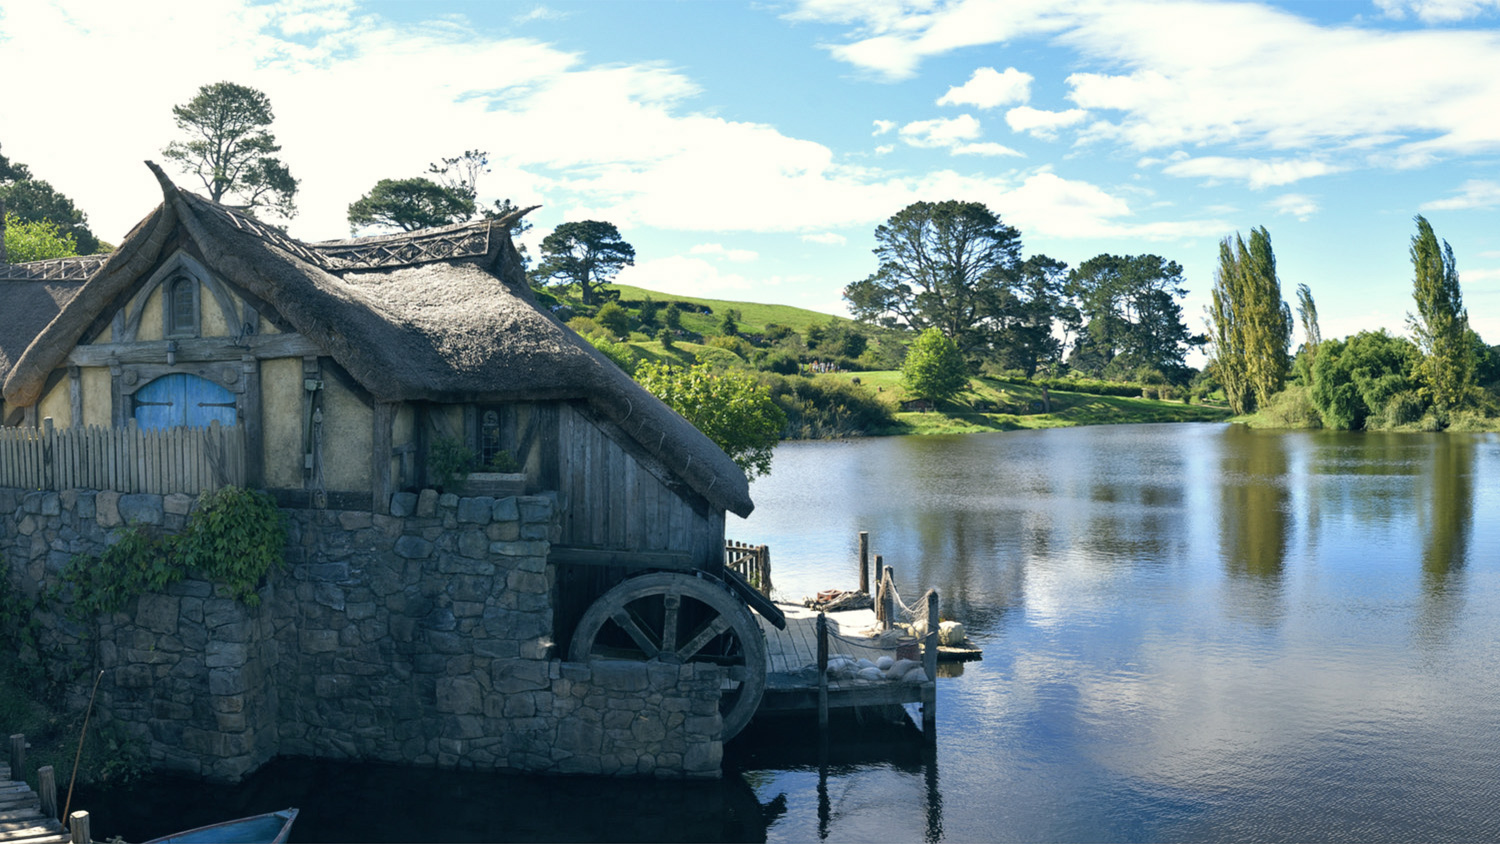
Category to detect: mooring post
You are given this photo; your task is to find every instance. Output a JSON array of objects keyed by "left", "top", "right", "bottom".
[
  {"left": 858, "top": 531, "right": 870, "bottom": 593},
  {"left": 816, "top": 612, "right": 830, "bottom": 732},
  {"left": 923, "top": 589, "right": 939, "bottom": 734},
  {"left": 70, "top": 810, "right": 90, "bottom": 844},
  {"left": 8, "top": 733, "right": 23, "bottom": 777},
  {"left": 40, "top": 765, "right": 57, "bottom": 819},
  {"left": 880, "top": 565, "right": 894, "bottom": 631}
]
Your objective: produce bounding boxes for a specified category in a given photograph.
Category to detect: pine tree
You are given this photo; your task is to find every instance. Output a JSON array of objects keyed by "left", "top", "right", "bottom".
[{"left": 1407, "top": 215, "right": 1474, "bottom": 415}]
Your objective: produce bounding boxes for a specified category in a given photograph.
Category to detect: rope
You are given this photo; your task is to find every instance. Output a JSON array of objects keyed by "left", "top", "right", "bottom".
[{"left": 886, "top": 581, "right": 931, "bottom": 625}]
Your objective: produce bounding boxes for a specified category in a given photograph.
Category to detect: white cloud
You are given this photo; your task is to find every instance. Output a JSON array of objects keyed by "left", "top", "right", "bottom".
[
  {"left": 953, "top": 142, "right": 1024, "bottom": 157},
  {"left": 1161, "top": 156, "right": 1342, "bottom": 189},
  {"left": 614, "top": 255, "right": 758, "bottom": 297},
  {"left": 791, "top": 0, "right": 1500, "bottom": 173},
  {"left": 874, "top": 144, "right": 896, "bottom": 155},
  {"left": 1269, "top": 193, "right": 1319, "bottom": 221},
  {"left": 689, "top": 243, "right": 759, "bottom": 262},
  {"left": 802, "top": 232, "right": 848, "bottom": 246},
  {"left": 899, "top": 114, "right": 983, "bottom": 148},
  {"left": 1005, "top": 105, "right": 1088, "bottom": 139},
  {"left": 1460, "top": 266, "right": 1500, "bottom": 284},
  {"left": 514, "top": 5, "right": 570, "bottom": 24},
  {"left": 1375, "top": 0, "right": 1500, "bottom": 22},
  {"left": 937, "top": 66, "right": 1033, "bottom": 109},
  {"left": 1421, "top": 179, "right": 1500, "bottom": 210},
  {"left": 872, "top": 119, "right": 897, "bottom": 136},
  {"left": 787, "top": 0, "right": 1078, "bottom": 81}
]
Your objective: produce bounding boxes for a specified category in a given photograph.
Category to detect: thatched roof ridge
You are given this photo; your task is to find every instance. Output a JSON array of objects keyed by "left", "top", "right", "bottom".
[
  {"left": 0, "top": 255, "right": 110, "bottom": 281},
  {"left": 3, "top": 163, "right": 753, "bottom": 515}
]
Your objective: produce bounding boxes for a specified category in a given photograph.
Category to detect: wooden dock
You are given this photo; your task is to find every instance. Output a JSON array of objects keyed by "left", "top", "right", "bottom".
[
  {"left": 755, "top": 603, "right": 936, "bottom": 720},
  {"left": 0, "top": 742, "right": 69, "bottom": 844}
]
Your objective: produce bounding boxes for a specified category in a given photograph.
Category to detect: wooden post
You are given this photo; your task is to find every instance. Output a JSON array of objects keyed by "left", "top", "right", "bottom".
[
  {"left": 43, "top": 417, "right": 55, "bottom": 490},
  {"left": 9, "top": 733, "right": 23, "bottom": 777},
  {"left": 69, "top": 810, "right": 90, "bottom": 844},
  {"left": 40, "top": 765, "right": 56, "bottom": 819},
  {"left": 879, "top": 565, "right": 893, "bottom": 631},
  {"left": 858, "top": 531, "right": 869, "bottom": 593},
  {"left": 923, "top": 589, "right": 939, "bottom": 733},
  {"left": 758, "top": 545, "right": 772, "bottom": 595},
  {"left": 816, "top": 612, "right": 829, "bottom": 732}
]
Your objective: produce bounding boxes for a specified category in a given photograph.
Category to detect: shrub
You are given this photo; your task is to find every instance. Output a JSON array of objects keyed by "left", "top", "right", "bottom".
[
  {"left": 566, "top": 316, "right": 605, "bottom": 338},
  {"left": 589, "top": 334, "right": 637, "bottom": 374},
  {"left": 657, "top": 327, "right": 676, "bottom": 350},
  {"left": 901, "top": 328, "right": 967, "bottom": 403},
  {"left": 763, "top": 374, "right": 895, "bottom": 438},
  {"left": 662, "top": 303, "right": 682, "bottom": 330},
  {"left": 763, "top": 351, "right": 801, "bottom": 375},
  {"left": 1254, "top": 386, "right": 1322, "bottom": 429},
  {"left": 595, "top": 301, "right": 631, "bottom": 338}
]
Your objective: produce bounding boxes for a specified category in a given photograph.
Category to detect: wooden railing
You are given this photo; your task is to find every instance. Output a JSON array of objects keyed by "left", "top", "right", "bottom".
[
  {"left": 725, "top": 540, "right": 772, "bottom": 596},
  {"left": 0, "top": 419, "right": 244, "bottom": 495}
]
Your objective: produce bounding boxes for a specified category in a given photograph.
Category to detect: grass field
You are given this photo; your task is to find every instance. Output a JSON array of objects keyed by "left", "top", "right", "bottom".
[
  {"left": 606, "top": 284, "right": 851, "bottom": 337},
  {"left": 817, "top": 371, "right": 1231, "bottom": 435}
]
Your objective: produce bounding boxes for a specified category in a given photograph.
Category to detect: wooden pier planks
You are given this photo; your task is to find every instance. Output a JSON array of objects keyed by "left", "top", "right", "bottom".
[
  {"left": 757, "top": 603, "right": 931, "bottom": 714},
  {"left": 0, "top": 766, "right": 68, "bottom": 844}
]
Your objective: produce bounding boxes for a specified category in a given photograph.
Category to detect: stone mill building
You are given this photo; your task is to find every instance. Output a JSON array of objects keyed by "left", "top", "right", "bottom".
[{"left": 0, "top": 162, "right": 778, "bottom": 781}]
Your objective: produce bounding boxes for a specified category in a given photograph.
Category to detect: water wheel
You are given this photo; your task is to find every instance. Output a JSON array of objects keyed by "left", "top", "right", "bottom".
[{"left": 568, "top": 571, "right": 767, "bottom": 740}]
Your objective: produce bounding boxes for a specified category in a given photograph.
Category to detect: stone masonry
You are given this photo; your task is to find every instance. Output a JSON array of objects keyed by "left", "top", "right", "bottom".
[{"left": 0, "top": 485, "right": 725, "bottom": 782}]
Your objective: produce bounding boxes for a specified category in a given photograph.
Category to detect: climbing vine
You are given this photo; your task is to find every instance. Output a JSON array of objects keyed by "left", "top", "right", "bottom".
[{"left": 58, "top": 486, "right": 287, "bottom": 617}]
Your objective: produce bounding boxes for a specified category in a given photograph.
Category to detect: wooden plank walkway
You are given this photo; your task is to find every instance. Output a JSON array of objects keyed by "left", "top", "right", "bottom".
[
  {"left": 0, "top": 765, "right": 68, "bottom": 844},
  {"left": 757, "top": 603, "right": 932, "bottom": 714}
]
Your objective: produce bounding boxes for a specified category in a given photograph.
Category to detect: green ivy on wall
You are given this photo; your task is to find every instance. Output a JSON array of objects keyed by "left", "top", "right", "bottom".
[{"left": 57, "top": 486, "right": 288, "bottom": 619}]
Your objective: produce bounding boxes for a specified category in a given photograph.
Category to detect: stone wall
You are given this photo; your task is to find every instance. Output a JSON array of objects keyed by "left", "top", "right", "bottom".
[{"left": 0, "top": 485, "right": 724, "bottom": 782}]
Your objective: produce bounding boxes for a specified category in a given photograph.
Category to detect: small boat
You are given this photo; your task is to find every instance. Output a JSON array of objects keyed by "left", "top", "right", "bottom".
[{"left": 143, "top": 808, "right": 298, "bottom": 844}]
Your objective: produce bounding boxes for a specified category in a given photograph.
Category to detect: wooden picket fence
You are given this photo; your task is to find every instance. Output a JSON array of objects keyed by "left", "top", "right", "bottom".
[
  {"left": 0, "top": 420, "right": 244, "bottom": 495},
  {"left": 725, "top": 540, "right": 772, "bottom": 596}
]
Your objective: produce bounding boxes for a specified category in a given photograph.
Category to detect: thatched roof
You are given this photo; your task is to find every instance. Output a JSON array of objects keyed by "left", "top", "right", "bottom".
[
  {"left": 0, "top": 275, "right": 86, "bottom": 392},
  {"left": 2, "top": 162, "right": 753, "bottom": 516}
]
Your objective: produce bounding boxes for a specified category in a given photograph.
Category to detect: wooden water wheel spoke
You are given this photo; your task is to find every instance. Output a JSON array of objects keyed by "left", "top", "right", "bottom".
[
  {"left": 676, "top": 615, "right": 733, "bottom": 662},
  {"left": 661, "top": 591, "right": 682, "bottom": 654},
  {"left": 609, "top": 608, "right": 661, "bottom": 659},
  {"left": 569, "top": 571, "right": 768, "bottom": 740}
]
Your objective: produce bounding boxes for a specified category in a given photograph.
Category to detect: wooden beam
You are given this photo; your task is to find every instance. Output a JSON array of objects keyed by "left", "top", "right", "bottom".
[
  {"left": 549, "top": 546, "right": 695, "bottom": 570},
  {"left": 372, "top": 401, "right": 394, "bottom": 515},
  {"left": 65, "top": 332, "right": 322, "bottom": 367}
]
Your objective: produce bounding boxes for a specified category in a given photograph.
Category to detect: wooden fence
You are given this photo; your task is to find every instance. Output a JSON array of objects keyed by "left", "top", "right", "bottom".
[
  {"left": 725, "top": 540, "right": 771, "bottom": 596},
  {"left": 0, "top": 419, "right": 244, "bottom": 495}
]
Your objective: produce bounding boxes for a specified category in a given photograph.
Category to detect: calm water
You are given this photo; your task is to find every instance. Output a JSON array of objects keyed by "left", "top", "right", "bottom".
[{"left": 78, "top": 423, "right": 1500, "bottom": 842}]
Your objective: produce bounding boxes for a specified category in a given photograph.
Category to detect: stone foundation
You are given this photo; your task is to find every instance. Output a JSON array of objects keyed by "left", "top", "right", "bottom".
[{"left": 0, "top": 486, "right": 724, "bottom": 781}]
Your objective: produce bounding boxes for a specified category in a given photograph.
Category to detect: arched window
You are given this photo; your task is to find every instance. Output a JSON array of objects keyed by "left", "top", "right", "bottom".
[{"left": 166, "top": 276, "right": 198, "bottom": 337}]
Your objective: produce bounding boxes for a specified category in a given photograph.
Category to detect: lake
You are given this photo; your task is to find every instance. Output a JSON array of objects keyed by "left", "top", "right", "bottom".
[
  {"left": 731, "top": 422, "right": 1500, "bottom": 842},
  {"left": 77, "top": 423, "right": 1500, "bottom": 842}
]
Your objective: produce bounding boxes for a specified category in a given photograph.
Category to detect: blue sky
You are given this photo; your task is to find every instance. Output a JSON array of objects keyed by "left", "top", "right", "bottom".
[{"left": 4, "top": 0, "right": 1500, "bottom": 353}]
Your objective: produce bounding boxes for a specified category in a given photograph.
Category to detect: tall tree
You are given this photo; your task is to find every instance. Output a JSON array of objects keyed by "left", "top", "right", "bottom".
[
  {"left": 1206, "top": 227, "right": 1291, "bottom": 412},
  {"left": 1208, "top": 238, "right": 1253, "bottom": 414},
  {"left": 347, "top": 177, "right": 476, "bottom": 232},
  {"left": 533, "top": 220, "right": 635, "bottom": 305},
  {"left": 0, "top": 142, "right": 103, "bottom": 254},
  {"left": 1294, "top": 282, "right": 1322, "bottom": 385},
  {"left": 1067, "top": 254, "right": 1202, "bottom": 382},
  {"left": 843, "top": 200, "right": 1022, "bottom": 355},
  {"left": 162, "top": 81, "right": 298, "bottom": 219},
  {"left": 1407, "top": 214, "right": 1474, "bottom": 415},
  {"left": 995, "top": 254, "right": 1072, "bottom": 377}
]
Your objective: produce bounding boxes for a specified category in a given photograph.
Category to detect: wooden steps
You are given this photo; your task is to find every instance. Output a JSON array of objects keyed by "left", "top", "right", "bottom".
[{"left": 0, "top": 765, "right": 69, "bottom": 844}]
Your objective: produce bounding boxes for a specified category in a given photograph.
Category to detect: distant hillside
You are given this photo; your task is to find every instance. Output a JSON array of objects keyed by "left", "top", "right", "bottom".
[{"left": 605, "top": 284, "right": 851, "bottom": 335}]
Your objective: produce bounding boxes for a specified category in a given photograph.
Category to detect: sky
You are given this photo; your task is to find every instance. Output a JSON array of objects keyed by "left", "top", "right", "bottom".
[{"left": 3, "top": 0, "right": 1500, "bottom": 353}]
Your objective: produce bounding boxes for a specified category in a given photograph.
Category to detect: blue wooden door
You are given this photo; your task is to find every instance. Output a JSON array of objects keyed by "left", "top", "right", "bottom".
[{"left": 133, "top": 374, "right": 237, "bottom": 430}]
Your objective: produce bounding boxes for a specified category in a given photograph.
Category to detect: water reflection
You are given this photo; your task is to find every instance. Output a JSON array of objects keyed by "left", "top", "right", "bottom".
[{"left": 737, "top": 425, "right": 1500, "bottom": 841}]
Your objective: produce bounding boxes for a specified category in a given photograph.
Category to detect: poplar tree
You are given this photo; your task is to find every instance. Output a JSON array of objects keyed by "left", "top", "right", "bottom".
[
  {"left": 1206, "top": 227, "right": 1290, "bottom": 413},
  {"left": 1237, "top": 227, "right": 1292, "bottom": 407},
  {"left": 1208, "top": 238, "right": 1253, "bottom": 414},
  {"left": 1407, "top": 215, "right": 1474, "bottom": 414},
  {"left": 1294, "top": 283, "right": 1322, "bottom": 383}
]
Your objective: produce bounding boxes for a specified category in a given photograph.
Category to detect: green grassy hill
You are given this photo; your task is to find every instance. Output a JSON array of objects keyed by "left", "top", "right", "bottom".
[{"left": 606, "top": 284, "right": 851, "bottom": 336}]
